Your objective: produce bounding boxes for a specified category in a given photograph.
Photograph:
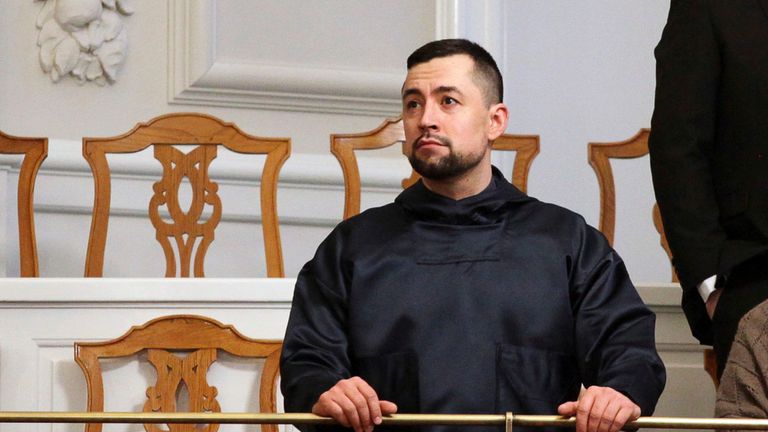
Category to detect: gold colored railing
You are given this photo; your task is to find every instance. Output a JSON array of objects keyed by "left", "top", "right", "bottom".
[{"left": 0, "top": 412, "right": 768, "bottom": 430}]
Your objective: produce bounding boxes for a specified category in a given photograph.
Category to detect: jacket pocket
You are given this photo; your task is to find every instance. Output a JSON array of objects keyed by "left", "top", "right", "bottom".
[
  {"left": 353, "top": 351, "right": 420, "bottom": 414},
  {"left": 496, "top": 344, "right": 580, "bottom": 414}
]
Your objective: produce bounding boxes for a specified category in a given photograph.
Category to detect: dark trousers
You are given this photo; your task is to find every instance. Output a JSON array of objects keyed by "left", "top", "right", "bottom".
[{"left": 712, "top": 254, "right": 768, "bottom": 378}]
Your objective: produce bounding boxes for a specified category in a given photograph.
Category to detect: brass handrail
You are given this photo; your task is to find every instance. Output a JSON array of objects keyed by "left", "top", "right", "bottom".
[{"left": 0, "top": 412, "right": 767, "bottom": 429}]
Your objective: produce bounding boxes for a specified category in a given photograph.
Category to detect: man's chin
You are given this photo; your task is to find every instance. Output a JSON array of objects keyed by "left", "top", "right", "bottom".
[{"left": 412, "top": 162, "right": 459, "bottom": 181}]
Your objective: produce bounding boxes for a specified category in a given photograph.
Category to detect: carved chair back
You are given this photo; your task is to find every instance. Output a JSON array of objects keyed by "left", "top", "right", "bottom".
[
  {"left": 75, "top": 315, "right": 283, "bottom": 432},
  {"left": 331, "top": 116, "right": 540, "bottom": 220},
  {"left": 82, "top": 113, "right": 290, "bottom": 277},
  {"left": 0, "top": 131, "right": 48, "bottom": 276}
]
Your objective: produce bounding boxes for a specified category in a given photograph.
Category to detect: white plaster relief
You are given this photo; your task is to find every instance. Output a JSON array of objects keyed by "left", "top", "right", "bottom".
[{"left": 35, "top": 0, "right": 134, "bottom": 85}]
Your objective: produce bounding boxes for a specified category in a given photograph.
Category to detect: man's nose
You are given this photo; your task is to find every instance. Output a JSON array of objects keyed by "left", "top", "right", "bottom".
[{"left": 418, "top": 102, "right": 439, "bottom": 131}]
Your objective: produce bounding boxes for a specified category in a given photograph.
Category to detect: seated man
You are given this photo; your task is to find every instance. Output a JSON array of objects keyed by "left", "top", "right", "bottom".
[{"left": 280, "top": 39, "right": 666, "bottom": 432}]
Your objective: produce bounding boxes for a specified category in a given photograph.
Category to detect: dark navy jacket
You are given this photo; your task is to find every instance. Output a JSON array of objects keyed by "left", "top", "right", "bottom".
[{"left": 281, "top": 168, "right": 666, "bottom": 432}]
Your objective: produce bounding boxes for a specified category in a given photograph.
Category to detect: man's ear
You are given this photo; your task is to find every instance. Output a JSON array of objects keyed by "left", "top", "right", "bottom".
[{"left": 487, "top": 102, "right": 509, "bottom": 141}]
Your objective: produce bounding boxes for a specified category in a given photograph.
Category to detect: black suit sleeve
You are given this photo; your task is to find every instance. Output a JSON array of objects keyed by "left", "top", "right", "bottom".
[{"left": 648, "top": 0, "right": 727, "bottom": 291}]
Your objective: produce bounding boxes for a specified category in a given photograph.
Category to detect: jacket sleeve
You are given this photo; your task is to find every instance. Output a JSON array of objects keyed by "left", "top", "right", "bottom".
[
  {"left": 280, "top": 229, "right": 352, "bottom": 420},
  {"left": 648, "top": 0, "right": 726, "bottom": 290},
  {"left": 571, "top": 227, "right": 666, "bottom": 415}
]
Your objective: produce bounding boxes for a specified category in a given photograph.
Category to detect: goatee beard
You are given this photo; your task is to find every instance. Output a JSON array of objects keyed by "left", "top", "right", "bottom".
[{"left": 408, "top": 135, "right": 486, "bottom": 181}]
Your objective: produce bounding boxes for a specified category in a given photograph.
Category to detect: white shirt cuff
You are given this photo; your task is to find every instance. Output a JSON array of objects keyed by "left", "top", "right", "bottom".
[{"left": 697, "top": 275, "right": 718, "bottom": 302}]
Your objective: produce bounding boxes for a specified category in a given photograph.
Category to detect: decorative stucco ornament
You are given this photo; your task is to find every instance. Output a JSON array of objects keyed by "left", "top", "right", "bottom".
[{"left": 35, "top": 0, "right": 134, "bottom": 85}]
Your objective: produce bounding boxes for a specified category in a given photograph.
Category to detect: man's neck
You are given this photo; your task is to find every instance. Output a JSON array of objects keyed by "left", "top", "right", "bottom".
[{"left": 421, "top": 165, "right": 493, "bottom": 201}]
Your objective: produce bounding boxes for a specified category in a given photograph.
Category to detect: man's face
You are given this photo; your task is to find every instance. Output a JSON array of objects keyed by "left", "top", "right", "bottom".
[{"left": 401, "top": 54, "right": 496, "bottom": 181}]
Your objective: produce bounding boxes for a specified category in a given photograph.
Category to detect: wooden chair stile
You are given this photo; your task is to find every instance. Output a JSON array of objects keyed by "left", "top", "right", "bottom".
[
  {"left": 82, "top": 112, "right": 290, "bottom": 277},
  {"left": 331, "top": 116, "right": 540, "bottom": 220},
  {"left": 0, "top": 131, "right": 48, "bottom": 277}
]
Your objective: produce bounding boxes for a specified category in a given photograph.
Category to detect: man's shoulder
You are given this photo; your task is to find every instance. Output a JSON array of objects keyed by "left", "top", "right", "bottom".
[
  {"left": 518, "top": 196, "right": 594, "bottom": 230},
  {"left": 338, "top": 202, "right": 403, "bottom": 229},
  {"left": 325, "top": 202, "right": 407, "bottom": 245}
]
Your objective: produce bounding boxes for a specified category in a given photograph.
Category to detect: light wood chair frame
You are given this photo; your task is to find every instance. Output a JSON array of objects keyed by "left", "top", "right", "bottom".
[
  {"left": 331, "top": 116, "right": 540, "bottom": 220},
  {"left": 75, "top": 314, "right": 282, "bottom": 432},
  {"left": 588, "top": 128, "right": 675, "bottom": 279},
  {"left": 82, "top": 113, "right": 290, "bottom": 277},
  {"left": 0, "top": 131, "right": 48, "bottom": 277}
]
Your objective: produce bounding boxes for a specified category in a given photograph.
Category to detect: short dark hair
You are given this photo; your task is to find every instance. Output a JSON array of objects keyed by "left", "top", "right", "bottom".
[{"left": 407, "top": 38, "right": 503, "bottom": 105}]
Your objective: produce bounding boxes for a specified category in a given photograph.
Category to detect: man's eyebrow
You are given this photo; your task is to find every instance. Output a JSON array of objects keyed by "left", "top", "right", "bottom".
[
  {"left": 402, "top": 87, "right": 422, "bottom": 100},
  {"left": 401, "top": 86, "right": 463, "bottom": 99},
  {"left": 434, "top": 85, "right": 462, "bottom": 96}
]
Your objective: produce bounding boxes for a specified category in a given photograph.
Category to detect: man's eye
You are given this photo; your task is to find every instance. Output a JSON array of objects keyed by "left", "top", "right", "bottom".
[
  {"left": 406, "top": 100, "right": 420, "bottom": 109},
  {"left": 443, "top": 97, "right": 457, "bottom": 105}
]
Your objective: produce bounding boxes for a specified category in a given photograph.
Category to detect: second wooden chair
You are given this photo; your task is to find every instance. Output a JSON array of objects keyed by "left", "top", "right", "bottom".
[
  {"left": 331, "top": 116, "right": 539, "bottom": 220},
  {"left": 83, "top": 113, "right": 290, "bottom": 277}
]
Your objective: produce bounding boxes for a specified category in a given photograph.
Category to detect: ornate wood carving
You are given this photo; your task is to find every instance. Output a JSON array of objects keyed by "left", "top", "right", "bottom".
[
  {"left": 331, "top": 116, "right": 539, "bottom": 220},
  {"left": 0, "top": 131, "right": 48, "bottom": 277},
  {"left": 149, "top": 145, "right": 222, "bottom": 277},
  {"left": 83, "top": 112, "right": 290, "bottom": 277},
  {"left": 144, "top": 349, "right": 221, "bottom": 432},
  {"left": 588, "top": 128, "right": 678, "bottom": 282},
  {"left": 75, "top": 314, "right": 282, "bottom": 432}
]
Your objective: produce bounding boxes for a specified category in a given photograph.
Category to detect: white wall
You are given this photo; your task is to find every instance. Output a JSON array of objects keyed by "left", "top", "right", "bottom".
[{"left": 504, "top": 0, "right": 672, "bottom": 284}]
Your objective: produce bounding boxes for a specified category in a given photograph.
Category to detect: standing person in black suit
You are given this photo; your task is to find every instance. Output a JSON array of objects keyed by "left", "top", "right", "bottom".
[{"left": 649, "top": 0, "right": 768, "bottom": 379}]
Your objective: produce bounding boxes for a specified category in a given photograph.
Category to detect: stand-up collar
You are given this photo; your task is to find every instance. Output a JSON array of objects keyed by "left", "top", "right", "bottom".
[{"left": 395, "top": 166, "right": 534, "bottom": 225}]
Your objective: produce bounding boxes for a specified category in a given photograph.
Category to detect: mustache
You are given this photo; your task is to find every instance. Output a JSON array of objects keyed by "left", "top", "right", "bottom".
[{"left": 413, "top": 134, "right": 451, "bottom": 149}]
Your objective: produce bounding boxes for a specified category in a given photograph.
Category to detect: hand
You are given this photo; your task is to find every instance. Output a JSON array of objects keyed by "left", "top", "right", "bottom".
[
  {"left": 311, "top": 377, "right": 398, "bottom": 432},
  {"left": 557, "top": 386, "right": 640, "bottom": 432},
  {"left": 706, "top": 288, "right": 722, "bottom": 319}
]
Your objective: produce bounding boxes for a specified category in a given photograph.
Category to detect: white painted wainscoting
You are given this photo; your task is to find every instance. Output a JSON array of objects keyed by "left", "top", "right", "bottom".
[
  {"left": 0, "top": 279, "right": 713, "bottom": 432},
  {"left": 0, "top": 278, "right": 295, "bottom": 432}
]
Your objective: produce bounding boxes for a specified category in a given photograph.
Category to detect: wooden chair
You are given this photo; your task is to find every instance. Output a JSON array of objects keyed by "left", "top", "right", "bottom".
[
  {"left": 0, "top": 131, "right": 48, "bottom": 277},
  {"left": 82, "top": 113, "right": 290, "bottom": 277},
  {"left": 588, "top": 129, "right": 719, "bottom": 388},
  {"left": 75, "top": 314, "right": 282, "bottom": 432},
  {"left": 331, "top": 116, "right": 540, "bottom": 220},
  {"left": 588, "top": 128, "right": 676, "bottom": 281}
]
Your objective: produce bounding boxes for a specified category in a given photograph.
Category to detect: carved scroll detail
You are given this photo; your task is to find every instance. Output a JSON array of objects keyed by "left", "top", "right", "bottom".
[
  {"left": 144, "top": 348, "right": 221, "bottom": 432},
  {"left": 149, "top": 145, "right": 222, "bottom": 277}
]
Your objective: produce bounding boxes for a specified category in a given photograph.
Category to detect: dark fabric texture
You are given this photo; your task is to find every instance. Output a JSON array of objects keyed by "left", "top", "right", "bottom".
[
  {"left": 649, "top": 0, "right": 768, "bottom": 345},
  {"left": 280, "top": 168, "right": 666, "bottom": 432}
]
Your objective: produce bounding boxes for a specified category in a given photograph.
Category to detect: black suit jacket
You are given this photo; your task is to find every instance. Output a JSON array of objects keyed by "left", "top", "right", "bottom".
[{"left": 649, "top": 0, "right": 768, "bottom": 344}]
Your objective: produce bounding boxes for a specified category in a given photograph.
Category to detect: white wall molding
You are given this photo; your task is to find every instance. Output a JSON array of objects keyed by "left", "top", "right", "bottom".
[
  {"left": 435, "top": 0, "right": 460, "bottom": 39},
  {"left": 167, "top": 0, "right": 424, "bottom": 116},
  {"left": 166, "top": 0, "right": 475, "bottom": 116},
  {"left": 0, "top": 278, "right": 294, "bottom": 305}
]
